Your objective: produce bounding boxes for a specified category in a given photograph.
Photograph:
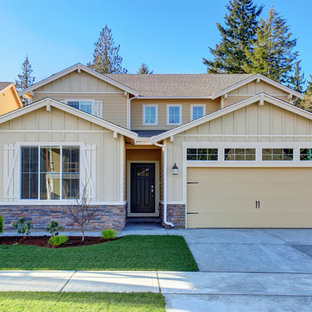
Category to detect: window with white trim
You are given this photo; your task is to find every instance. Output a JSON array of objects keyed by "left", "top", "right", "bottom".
[
  {"left": 167, "top": 105, "right": 181, "bottom": 125},
  {"left": 191, "top": 105, "right": 205, "bottom": 120},
  {"left": 224, "top": 148, "right": 256, "bottom": 161},
  {"left": 300, "top": 149, "right": 312, "bottom": 161},
  {"left": 66, "top": 100, "right": 93, "bottom": 114},
  {"left": 143, "top": 105, "right": 158, "bottom": 125},
  {"left": 262, "top": 148, "right": 293, "bottom": 161},
  {"left": 187, "top": 148, "right": 218, "bottom": 161},
  {"left": 21, "top": 146, "right": 80, "bottom": 200}
]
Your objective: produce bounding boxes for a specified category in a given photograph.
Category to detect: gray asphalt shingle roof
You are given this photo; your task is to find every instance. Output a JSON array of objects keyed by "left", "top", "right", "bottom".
[
  {"left": 106, "top": 74, "right": 254, "bottom": 97},
  {"left": 0, "top": 82, "right": 12, "bottom": 92}
]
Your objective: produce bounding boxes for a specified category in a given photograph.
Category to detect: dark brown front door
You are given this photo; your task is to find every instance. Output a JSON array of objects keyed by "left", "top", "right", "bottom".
[{"left": 131, "top": 163, "right": 155, "bottom": 213}]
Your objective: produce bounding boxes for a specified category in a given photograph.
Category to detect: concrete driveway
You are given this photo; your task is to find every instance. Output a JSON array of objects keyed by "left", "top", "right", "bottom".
[
  {"left": 173, "top": 228, "right": 312, "bottom": 273},
  {"left": 164, "top": 228, "right": 312, "bottom": 311}
]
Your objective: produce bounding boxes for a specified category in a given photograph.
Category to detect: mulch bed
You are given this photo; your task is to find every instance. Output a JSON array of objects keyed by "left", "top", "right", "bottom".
[{"left": 0, "top": 236, "right": 121, "bottom": 248}]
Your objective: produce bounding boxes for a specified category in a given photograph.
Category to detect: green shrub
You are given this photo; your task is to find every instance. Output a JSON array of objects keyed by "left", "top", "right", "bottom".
[
  {"left": 101, "top": 229, "right": 119, "bottom": 240},
  {"left": 13, "top": 217, "right": 32, "bottom": 237},
  {"left": 48, "top": 235, "right": 68, "bottom": 247},
  {"left": 0, "top": 215, "right": 3, "bottom": 234},
  {"left": 46, "top": 221, "right": 63, "bottom": 237}
]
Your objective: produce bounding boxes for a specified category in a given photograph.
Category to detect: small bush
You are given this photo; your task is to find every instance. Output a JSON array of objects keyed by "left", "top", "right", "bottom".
[
  {"left": 48, "top": 235, "right": 68, "bottom": 247},
  {"left": 46, "top": 221, "right": 63, "bottom": 237},
  {"left": 0, "top": 215, "right": 3, "bottom": 234},
  {"left": 13, "top": 217, "right": 32, "bottom": 237},
  {"left": 101, "top": 229, "right": 119, "bottom": 240}
]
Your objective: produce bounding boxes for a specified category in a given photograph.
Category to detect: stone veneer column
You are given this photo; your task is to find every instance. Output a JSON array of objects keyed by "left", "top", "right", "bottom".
[{"left": 159, "top": 203, "right": 185, "bottom": 228}]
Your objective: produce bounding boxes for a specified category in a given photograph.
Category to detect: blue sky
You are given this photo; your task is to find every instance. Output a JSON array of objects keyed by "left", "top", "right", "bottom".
[{"left": 0, "top": 0, "right": 311, "bottom": 84}]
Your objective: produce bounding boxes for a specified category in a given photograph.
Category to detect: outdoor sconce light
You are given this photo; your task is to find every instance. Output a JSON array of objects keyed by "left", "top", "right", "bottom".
[{"left": 172, "top": 163, "right": 179, "bottom": 175}]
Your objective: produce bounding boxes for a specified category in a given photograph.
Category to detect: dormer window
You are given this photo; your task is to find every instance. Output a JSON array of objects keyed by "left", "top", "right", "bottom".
[{"left": 66, "top": 99, "right": 94, "bottom": 115}]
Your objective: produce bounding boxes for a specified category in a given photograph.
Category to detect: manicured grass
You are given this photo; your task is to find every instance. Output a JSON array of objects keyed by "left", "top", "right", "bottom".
[
  {"left": 0, "top": 235, "right": 198, "bottom": 271},
  {"left": 0, "top": 292, "right": 165, "bottom": 312}
]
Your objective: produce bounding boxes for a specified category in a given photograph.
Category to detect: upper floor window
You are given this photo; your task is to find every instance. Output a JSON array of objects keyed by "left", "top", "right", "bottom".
[
  {"left": 167, "top": 105, "right": 182, "bottom": 125},
  {"left": 66, "top": 100, "right": 93, "bottom": 115},
  {"left": 143, "top": 105, "right": 158, "bottom": 125},
  {"left": 191, "top": 105, "right": 206, "bottom": 120},
  {"left": 262, "top": 148, "right": 293, "bottom": 161},
  {"left": 21, "top": 146, "right": 80, "bottom": 200}
]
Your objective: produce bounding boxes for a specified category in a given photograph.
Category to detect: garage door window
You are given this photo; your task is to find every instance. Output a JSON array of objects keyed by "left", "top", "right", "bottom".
[
  {"left": 300, "top": 149, "right": 312, "bottom": 161},
  {"left": 187, "top": 148, "right": 218, "bottom": 161},
  {"left": 224, "top": 148, "right": 256, "bottom": 161},
  {"left": 262, "top": 148, "right": 293, "bottom": 161}
]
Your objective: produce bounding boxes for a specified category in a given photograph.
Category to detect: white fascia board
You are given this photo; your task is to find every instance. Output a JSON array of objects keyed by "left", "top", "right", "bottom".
[
  {"left": 151, "top": 93, "right": 312, "bottom": 142},
  {"left": 212, "top": 73, "right": 304, "bottom": 100},
  {"left": 0, "top": 97, "right": 138, "bottom": 140},
  {"left": 19, "top": 63, "right": 140, "bottom": 97}
]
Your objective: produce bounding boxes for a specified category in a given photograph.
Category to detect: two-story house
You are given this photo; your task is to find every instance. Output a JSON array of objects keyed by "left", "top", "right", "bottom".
[{"left": 1, "top": 63, "right": 311, "bottom": 230}]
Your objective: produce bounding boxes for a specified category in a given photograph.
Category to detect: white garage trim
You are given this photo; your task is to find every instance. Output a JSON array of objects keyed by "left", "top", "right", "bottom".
[{"left": 181, "top": 141, "right": 312, "bottom": 228}]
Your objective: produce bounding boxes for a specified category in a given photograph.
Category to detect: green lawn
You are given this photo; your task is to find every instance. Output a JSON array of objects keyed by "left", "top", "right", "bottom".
[
  {"left": 0, "top": 235, "right": 198, "bottom": 271},
  {"left": 0, "top": 292, "right": 165, "bottom": 312}
]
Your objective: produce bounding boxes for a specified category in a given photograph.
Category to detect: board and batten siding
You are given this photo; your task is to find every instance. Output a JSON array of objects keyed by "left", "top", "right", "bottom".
[
  {"left": 165, "top": 101, "right": 312, "bottom": 203},
  {"left": 31, "top": 71, "right": 128, "bottom": 128},
  {"left": 0, "top": 106, "right": 124, "bottom": 203},
  {"left": 224, "top": 81, "right": 290, "bottom": 107},
  {"left": 131, "top": 99, "right": 220, "bottom": 130}
]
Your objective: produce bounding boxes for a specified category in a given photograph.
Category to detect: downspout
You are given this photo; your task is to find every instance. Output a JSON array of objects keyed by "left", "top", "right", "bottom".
[
  {"left": 154, "top": 141, "right": 174, "bottom": 228},
  {"left": 128, "top": 96, "right": 137, "bottom": 130}
]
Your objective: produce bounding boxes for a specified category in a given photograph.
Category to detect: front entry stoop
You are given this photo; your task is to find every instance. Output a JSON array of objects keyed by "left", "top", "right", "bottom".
[{"left": 126, "top": 217, "right": 161, "bottom": 224}]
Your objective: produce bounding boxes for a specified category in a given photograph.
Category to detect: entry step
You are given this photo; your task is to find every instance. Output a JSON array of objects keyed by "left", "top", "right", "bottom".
[{"left": 126, "top": 217, "right": 161, "bottom": 224}]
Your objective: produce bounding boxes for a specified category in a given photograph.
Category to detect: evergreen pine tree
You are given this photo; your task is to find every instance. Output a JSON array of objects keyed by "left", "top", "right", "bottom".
[
  {"left": 289, "top": 61, "right": 305, "bottom": 93},
  {"left": 15, "top": 56, "right": 35, "bottom": 105},
  {"left": 306, "top": 75, "right": 312, "bottom": 95},
  {"left": 137, "top": 63, "right": 153, "bottom": 74},
  {"left": 15, "top": 56, "right": 35, "bottom": 90},
  {"left": 88, "top": 25, "right": 127, "bottom": 74},
  {"left": 243, "top": 8, "right": 298, "bottom": 84},
  {"left": 203, "top": 0, "right": 263, "bottom": 73}
]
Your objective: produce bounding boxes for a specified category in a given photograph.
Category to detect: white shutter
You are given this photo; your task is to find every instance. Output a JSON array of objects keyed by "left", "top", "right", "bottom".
[
  {"left": 93, "top": 101, "right": 103, "bottom": 118},
  {"left": 3, "top": 144, "right": 19, "bottom": 201},
  {"left": 80, "top": 144, "right": 96, "bottom": 200}
]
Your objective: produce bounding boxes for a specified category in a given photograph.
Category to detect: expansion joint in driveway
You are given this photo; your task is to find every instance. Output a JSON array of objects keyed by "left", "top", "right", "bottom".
[{"left": 59, "top": 271, "right": 76, "bottom": 292}]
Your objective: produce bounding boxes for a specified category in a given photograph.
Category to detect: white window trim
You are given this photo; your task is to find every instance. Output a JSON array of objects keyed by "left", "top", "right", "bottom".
[
  {"left": 142, "top": 104, "right": 158, "bottom": 125},
  {"left": 167, "top": 104, "right": 182, "bottom": 125},
  {"left": 190, "top": 104, "right": 206, "bottom": 121},
  {"left": 65, "top": 99, "right": 95, "bottom": 114},
  {"left": 183, "top": 142, "right": 312, "bottom": 167},
  {"left": 18, "top": 142, "right": 82, "bottom": 202}
]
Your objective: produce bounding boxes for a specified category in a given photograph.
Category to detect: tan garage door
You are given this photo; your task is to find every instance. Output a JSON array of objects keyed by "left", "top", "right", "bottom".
[{"left": 187, "top": 167, "right": 312, "bottom": 228}]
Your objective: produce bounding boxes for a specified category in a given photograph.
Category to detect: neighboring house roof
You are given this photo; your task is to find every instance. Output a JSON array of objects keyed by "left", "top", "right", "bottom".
[
  {"left": 0, "top": 97, "right": 138, "bottom": 140},
  {"left": 106, "top": 73, "right": 253, "bottom": 98},
  {"left": 19, "top": 63, "right": 140, "bottom": 97},
  {"left": 0, "top": 82, "right": 13, "bottom": 92},
  {"left": 151, "top": 93, "right": 312, "bottom": 142}
]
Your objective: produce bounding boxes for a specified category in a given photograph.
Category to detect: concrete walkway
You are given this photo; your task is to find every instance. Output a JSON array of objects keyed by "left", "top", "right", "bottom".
[{"left": 1, "top": 270, "right": 312, "bottom": 311}]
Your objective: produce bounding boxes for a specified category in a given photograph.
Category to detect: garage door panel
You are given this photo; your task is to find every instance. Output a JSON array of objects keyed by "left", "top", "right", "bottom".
[{"left": 187, "top": 168, "right": 312, "bottom": 228}]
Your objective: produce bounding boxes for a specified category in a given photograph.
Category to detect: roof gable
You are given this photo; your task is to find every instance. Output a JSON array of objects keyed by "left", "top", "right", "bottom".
[
  {"left": 152, "top": 93, "right": 312, "bottom": 142},
  {"left": 0, "top": 97, "right": 138, "bottom": 139},
  {"left": 20, "top": 64, "right": 140, "bottom": 96},
  {"left": 212, "top": 74, "right": 303, "bottom": 100}
]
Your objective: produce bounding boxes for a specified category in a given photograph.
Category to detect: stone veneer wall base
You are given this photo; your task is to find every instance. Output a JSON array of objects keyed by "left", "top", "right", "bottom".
[
  {"left": 159, "top": 203, "right": 185, "bottom": 228},
  {"left": 0, "top": 204, "right": 127, "bottom": 231}
]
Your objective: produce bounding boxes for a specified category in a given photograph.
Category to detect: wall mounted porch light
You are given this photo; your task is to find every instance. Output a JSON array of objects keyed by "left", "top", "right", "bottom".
[{"left": 172, "top": 163, "right": 179, "bottom": 175}]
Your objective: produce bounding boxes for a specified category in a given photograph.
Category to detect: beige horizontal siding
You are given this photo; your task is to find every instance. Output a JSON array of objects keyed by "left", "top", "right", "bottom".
[
  {"left": 32, "top": 92, "right": 128, "bottom": 128},
  {"left": 131, "top": 99, "right": 220, "bottom": 130},
  {"left": 0, "top": 87, "right": 21, "bottom": 115}
]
